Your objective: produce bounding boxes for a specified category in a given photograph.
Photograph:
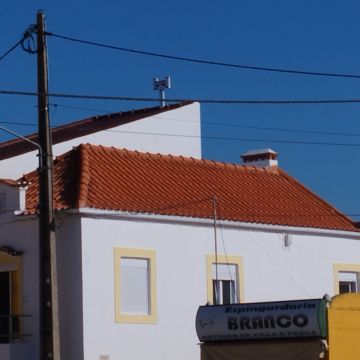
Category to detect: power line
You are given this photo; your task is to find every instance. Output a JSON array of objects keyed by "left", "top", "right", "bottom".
[
  {"left": 247, "top": 231, "right": 311, "bottom": 297},
  {"left": 104, "top": 129, "right": 360, "bottom": 148},
  {"left": 0, "top": 120, "right": 37, "bottom": 127},
  {"left": 51, "top": 103, "right": 110, "bottom": 114},
  {"left": 3, "top": 105, "right": 359, "bottom": 139},
  {"left": 46, "top": 32, "right": 360, "bottom": 80},
  {"left": 2, "top": 105, "right": 360, "bottom": 139},
  {"left": 154, "top": 114, "right": 360, "bottom": 138},
  {"left": 3, "top": 89, "right": 360, "bottom": 105},
  {"left": 2, "top": 118, "right": 360, "bottom": 149},
  {"left": 47, "top": 106, "right": 360, "bottom": 138},
  {"left": 0, "top": 38, "right": 24, "bottom": 62},
  {"left": 0, "top": 25, "right": 38, "bottom": 62}
]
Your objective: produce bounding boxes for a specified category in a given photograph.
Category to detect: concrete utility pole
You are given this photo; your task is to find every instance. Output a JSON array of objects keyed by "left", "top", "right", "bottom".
[{"left": 36, "top": 10, "right": 60, "bottom": 360}]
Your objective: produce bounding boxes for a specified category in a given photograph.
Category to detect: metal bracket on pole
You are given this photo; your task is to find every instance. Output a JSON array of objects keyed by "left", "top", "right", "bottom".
[{"left": 0, "top": 125, "right": 43, "bottom": 169}]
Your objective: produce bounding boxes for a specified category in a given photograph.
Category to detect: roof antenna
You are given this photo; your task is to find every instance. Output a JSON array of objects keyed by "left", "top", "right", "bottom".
[{"left": 153, "top": 76, "right": 171, "bottom": 107}]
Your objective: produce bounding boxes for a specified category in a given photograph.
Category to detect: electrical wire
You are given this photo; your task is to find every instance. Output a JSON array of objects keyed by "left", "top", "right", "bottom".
[
  {"left": 153, "top": 114, "right": 360, "bottom": 138},
  {"left": 43, "top": 105, "right": 360, "bottom": 139},
  {"left": 247, "top": 231, "right": 311, "bottom": 297},
  {"left": 217, "top": 218, "right": 240, "bottom": 303},
  {"left": 51, "top": 103, "right": 110, "bottom": 114},
  {"left": 46, "top": 32, "right": 360, "bottom": 79},
  {"left": 103, "top": 129, "right": 360, "bottom": 148},
  {"left": 0, "top": 38, "right": 25, "bottom": 62},
  {"left": 3, "top": 107, "right": 360, "bottom": 139},
  {"left": 2, "top": 119, "right": 360, "bottom": 149},
  {"left": 0, "top": 120, "right": 37, "bottom": 127},
  {"left": 0, "top": 25, "right": 37, "bottom": 62},
  {"left": 3, "top": 89, "right": 360, "bottom": 105}
]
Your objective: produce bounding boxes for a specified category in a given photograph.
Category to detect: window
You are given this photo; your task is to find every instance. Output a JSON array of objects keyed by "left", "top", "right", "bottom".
[
  {"left": 339, "top": 272, "right": 358, "bottom": 293},
  {"left": 206, "top": 255, "right": 244, "bottom": 305},
  {"left": 114, "top": 248, "right": 157, "bottom": 323},
  {"left": 333, "top": 264, "right": 360, "bottom": 295}
]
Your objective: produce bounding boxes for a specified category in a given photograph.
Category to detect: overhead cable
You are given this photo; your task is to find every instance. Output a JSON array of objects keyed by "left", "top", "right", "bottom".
[
  {"left": 104, "top": 129, "right": 360, "bottom": 148},
  {"left": 3, "top": 89, "right": 360, "bottom": 105},
  {"left": 0, "top": 38, "right": 25, "bottom": 62},
  {"left": 0, "top": 25, "right": 38, "bottom": 61},
  {"left": 49, "top": 105, "right": 360, "bottom": 138},
  {"left": 153, "top": 114, "right": 360, "bottom": 138},
  {"left": 46, "top": 31, "right": 360, "bottom": 79}
]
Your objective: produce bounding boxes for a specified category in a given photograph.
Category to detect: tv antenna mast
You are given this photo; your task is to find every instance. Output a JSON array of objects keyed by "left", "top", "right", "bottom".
[{"left": 153, "top": 76, "right": 171, "bottom": 107}]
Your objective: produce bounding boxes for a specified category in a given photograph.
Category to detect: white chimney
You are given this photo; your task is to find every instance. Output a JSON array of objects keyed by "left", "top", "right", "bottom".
[
  {"left": 241, "top": 148, "right": 278, "bottom": 167},
  {"left": 0, "top": 179, "right": 27, "bottom": 215}
]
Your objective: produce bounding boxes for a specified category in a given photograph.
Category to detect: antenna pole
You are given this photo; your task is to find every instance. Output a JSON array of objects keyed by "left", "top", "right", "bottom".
[
  {"left": 37, "top": 10, "right": 60, "bottom": 360},
  {"left": 212, "top": 195, "right": 219, "bottom": 303},
  {"left": 153, "top": 76, "right": 171, "bottom": 107}
]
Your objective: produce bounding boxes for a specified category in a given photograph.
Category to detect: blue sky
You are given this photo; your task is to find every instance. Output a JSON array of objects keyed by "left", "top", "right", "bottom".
[{"left": 2, "top": 1, "right": 360, "bottom": 219}]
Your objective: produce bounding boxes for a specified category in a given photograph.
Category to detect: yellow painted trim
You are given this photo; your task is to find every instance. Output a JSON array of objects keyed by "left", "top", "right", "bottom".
[
  {"left": 114, "top": 247, "right": 157, "bottom": 324},
  {"left": 333, "top": 263, "right": 360, "bottom": 295},
  {"left": 206, "top": 254, "right": 244, "bottom": 304}
]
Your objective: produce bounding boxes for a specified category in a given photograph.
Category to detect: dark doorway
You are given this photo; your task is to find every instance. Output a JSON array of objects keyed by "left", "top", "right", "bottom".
[{"left": 0, "top": 272, "right": 10, "bottom": 343}]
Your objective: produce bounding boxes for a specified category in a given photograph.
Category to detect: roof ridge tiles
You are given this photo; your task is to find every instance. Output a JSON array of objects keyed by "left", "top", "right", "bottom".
[{"left": 76, "top": 144, "right": 91, "bottom": 208}]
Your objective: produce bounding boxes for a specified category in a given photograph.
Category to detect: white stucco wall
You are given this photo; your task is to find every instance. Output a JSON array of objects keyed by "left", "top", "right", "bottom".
[
  {"left": 1, "top": 209, "right": 360, "bottom": 360},
  {"left": 0, "top": 102, "right": 201, "bottom": 179},
  {"left": 78, "top": 212, "right": 360, "bottom": 360},
  {"left": 56, "top": 215, "right": 84, "bottom": 360}
]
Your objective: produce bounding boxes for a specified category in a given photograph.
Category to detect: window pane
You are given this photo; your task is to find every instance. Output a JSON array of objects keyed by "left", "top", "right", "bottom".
[
  {"left": 338, "top": 271, "right": 358, "bottom": 293},
  {"left": 222, "top": 280, "right": 231, "bottom": 305},
  {"left": 213, "top": 279, "right": 236, "bottom": 305},
  {"left": 213, "top": 280, "right": 220, "bottom": 304},
  {"left": 339, "top": 271, "right": 357, "bottom": 282},
  {"left": 212, "top": 264, "right": 236, "bottom": 281},
  {"left": 120, "top": 258, "right": 149, "bottom": 315},
  {"left": 339, "top": 281, "right": 357, "bottom": 294}
]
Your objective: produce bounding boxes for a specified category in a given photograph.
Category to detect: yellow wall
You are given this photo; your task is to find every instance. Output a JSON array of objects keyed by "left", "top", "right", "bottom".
[{"left": 328, "top": 293, "right": 360, "bottom": 360}]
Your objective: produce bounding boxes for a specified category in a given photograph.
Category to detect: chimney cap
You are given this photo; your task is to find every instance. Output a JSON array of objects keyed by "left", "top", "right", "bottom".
[
  {"left": 241, "top": 148, "right": 278, "bottom": 167},
  {"left": 241, "top": 148, "right": 277, "bottom": 158}
]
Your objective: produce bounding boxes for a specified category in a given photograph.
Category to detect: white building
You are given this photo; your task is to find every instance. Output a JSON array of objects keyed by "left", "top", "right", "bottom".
[
  {"left": 0, "top": 144, "right": 359, "bottom": 360},
  {"left": 0, "top": 101, "right": 201, "bottom": 179}
]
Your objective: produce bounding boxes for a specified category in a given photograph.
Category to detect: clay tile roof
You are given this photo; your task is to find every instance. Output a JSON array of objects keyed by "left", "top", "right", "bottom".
[
  {"left": 0, "top": 102, "right": 193, "bottom": 160},
  {"left": 0, "top": 179, "right": 21, "bottom": 187},
  {"left": 20, "top": 144, "right": 359, "bottom": 232}
]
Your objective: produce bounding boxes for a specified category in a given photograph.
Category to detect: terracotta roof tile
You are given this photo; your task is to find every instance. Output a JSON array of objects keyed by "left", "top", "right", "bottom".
[
  {"left": 20, "top": 143, "right": 358, "bottom": 232},
  {"left": 0, "top": 102, "right": 193, "bottom": 160},
  {"left": 0, "top": 179, "right": 21, "bottom": 187}
]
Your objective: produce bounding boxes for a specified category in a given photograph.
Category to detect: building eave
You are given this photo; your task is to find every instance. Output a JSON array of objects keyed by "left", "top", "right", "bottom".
[{"left": 65, "top": 207, "right": 360, "bottom": 240}]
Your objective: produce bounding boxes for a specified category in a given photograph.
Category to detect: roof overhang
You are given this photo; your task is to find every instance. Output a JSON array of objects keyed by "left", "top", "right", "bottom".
[{"left": 66, "top": 207, "right": 360, "bottom": 240}]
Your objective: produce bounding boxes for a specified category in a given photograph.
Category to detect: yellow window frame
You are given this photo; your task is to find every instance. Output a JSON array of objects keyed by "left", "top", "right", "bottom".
[
  {"left": 114, "top": 247, "right": 157, "bottom": 324},
  {"left": 206, "top": 254, "right": 244, "bottom": 304},
  {"left": 333, "top": 263, "right": 360, "bottom": 295}
]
